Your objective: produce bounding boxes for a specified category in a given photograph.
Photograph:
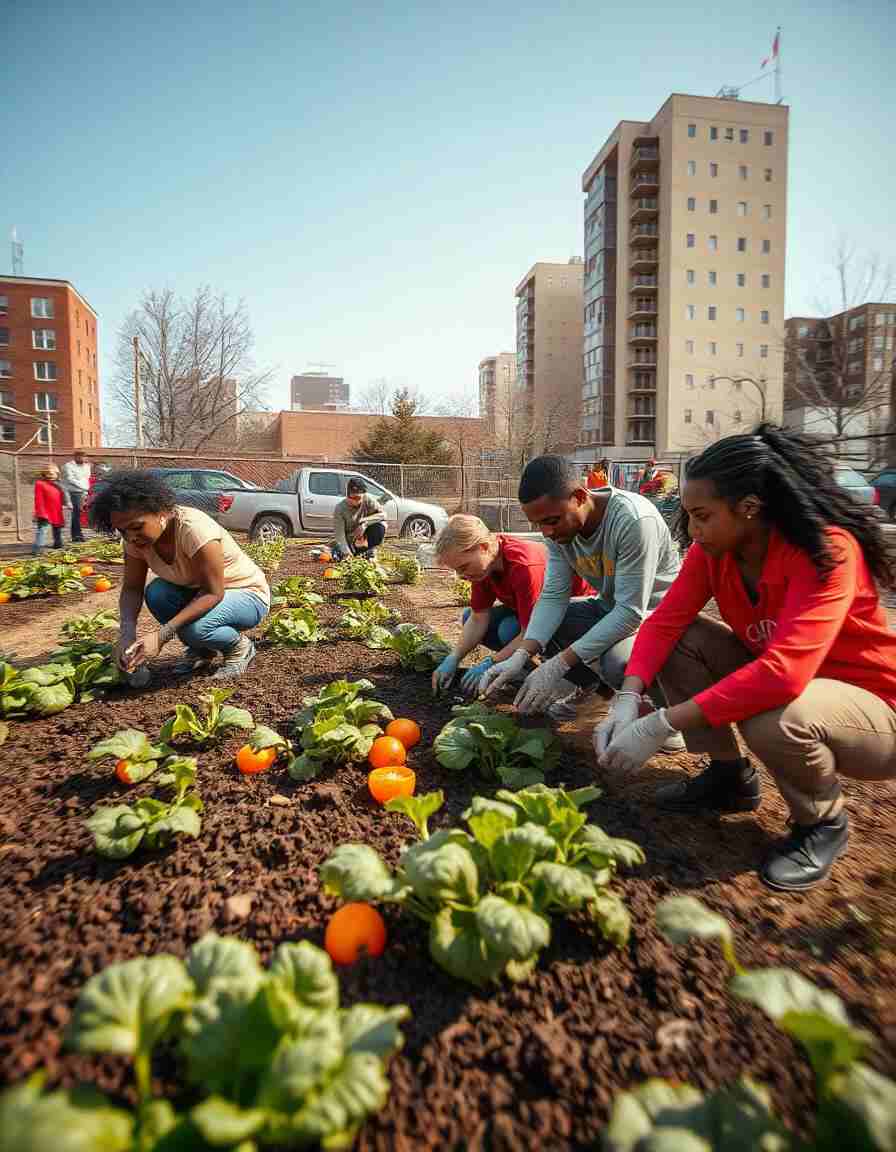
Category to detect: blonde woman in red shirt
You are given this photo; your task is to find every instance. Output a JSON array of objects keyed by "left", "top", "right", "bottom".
[{"left": 595, "top": 424, "right": 896, "bottom": 891}]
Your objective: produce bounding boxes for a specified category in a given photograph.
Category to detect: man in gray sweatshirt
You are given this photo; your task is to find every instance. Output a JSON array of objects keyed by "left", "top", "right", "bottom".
[{"left": 481, "top": 454, "right": 681, "bottom": 718}]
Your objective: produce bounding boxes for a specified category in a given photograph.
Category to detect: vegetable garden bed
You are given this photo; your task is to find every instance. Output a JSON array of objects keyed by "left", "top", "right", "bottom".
[{"left": 1, "top": 552, "right": 895, "bottom": 1149}]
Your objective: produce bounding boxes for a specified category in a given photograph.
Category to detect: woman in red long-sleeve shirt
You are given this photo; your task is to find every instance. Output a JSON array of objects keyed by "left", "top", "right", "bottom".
[{"left": 595, "top": 424, "right": 896, "bottom": 892}]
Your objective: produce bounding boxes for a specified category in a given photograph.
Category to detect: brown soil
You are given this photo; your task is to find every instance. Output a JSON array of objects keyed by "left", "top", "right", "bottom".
[{"left": 1, "top": 553, "right": 895, "bottom": 1150}]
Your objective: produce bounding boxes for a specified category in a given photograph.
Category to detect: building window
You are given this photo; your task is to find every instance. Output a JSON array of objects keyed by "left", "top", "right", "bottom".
[
  {"left": 686, "top": 305, "right": 696, "bottom": 320},
  {"left": 710, "top": 126, "right": 718, "bottom": 140},
  {"left": 688, "top": 123, "right": 696, "bottom": 138},
  {"left": 708, "top": 235, "right": 718, "bottom": 251},
  {"left": 761, "top": 273, "right": 770, "bottom": 288},
  {"left": 737, "top": 237, "right": 747, "bottom": 252},
  {"left": 0, "top": 423, "right": 14, "bottom": 443},
  {"left": 736, "top": 273, "right": 746, "bottom": 287},
  {"left": 88, "top": 403, "right": 93, "bottom": 420},
  {"left": 708, "top": 341, "right": 717, "bottom": 356},
  {"left": 760, "top": 310, "right": 770, "bottom": 324},
  {"left": 685, "top": 374, "right": 694, "bottom": 388},
  {"left": 736, "top": 342, "right": 744, "bottom": 357},
  {"left": 706, "top": 409, "right": 715, "bottom": 425},
  {"left": 764, "top": 130, "right": 774, "bottom": 145},
  {"left": 80, "top": 397, "right": 84, "bottom": 415},
  {"left": 706, "top": 375, "right": 716, "bottom": 389},
  {"left": 686, "top": 233, "right": 695, "bottom": 248},
  {"left": 0, "top": 389, "right": 11, "bottom": 407},
  {"left": 736, "top": 308, "right": 746, "bottom": 322},
  {"left": 708, "top": 306, "right": 717, "bottom": 320},
  {"left": 34, "top": 361, "right": 58, "bottom": 381},
  {"left": 762, "top": 238, "right": 771, "bottom": 253},
  {"left": 739, "top": 128, "right": 749, "bottom": 143},
  {"left": 873, "top": 356, "right": 884, "bottom": 371},
  {"left": 709, "top": 199, "right": 718, "bottom": 214},
  {"left": 709, "top": 162, "right": 718, "bottom": 178},
  {"left": 0, "top": 360, "right": 11, "bottom": 378},
  {"left": 0, "top": 328, "right": 8, "bottom": 347},
  {"left": 739, "top": 164, "right": 748, "bottom": 180},
  {"left": 762, "top": 204, "right": 772, "bottom": 220},
  {"left": 686, "top": 269, "right": 695, "bottom": 284},
  {"left": 37, "top": 425, "right": 50, "bottom": 445},
  {"left": 35, "top": 391, "right": 58, "bottom": 412},
  {"left": 687, "top": 196, "right": 696, "bottom": 211},
  {"left": 684, "top": 409, "right": 693, "bottom": 424},
  {"left": 737, "top": 201, "right": 748, "bottom": 216},
  {"left": 687, "top": 159, "right": 696, "bottom": 176},
  {"left": 0, "top": 295, "right": 7, "bottom": 316},
  {"left": 686, "top": 339, "right": 695, "bottom": 354},
  {"left": 875, "top": 313, "right": 886, "bottom": 327},
  {"left": 760, "top": 344, "right": 769, "bottom": 359},
  {"left": 797, "top": 323, "right": 810, "bottom": 336},
  {"left": 725, "top": 127, "right": 734, "bottom": 141},
  {"left": 31, "top": 297, "right": 54, "bottom": 319},
  {"left": 764, "top": 167, "right": 773, "bottom": 181},
  {"left": 33, "top": 329, "right": 56, "bottom": 350}
]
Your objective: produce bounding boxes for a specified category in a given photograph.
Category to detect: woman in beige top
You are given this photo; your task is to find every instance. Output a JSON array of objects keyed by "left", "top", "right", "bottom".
[{"left": 89, "top": 470, "right": 270, "bottom": 681}]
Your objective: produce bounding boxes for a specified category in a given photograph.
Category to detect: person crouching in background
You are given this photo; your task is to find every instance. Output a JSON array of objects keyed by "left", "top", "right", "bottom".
[{"left": 331, "top": 478, "right": 387, "bottom": 561}]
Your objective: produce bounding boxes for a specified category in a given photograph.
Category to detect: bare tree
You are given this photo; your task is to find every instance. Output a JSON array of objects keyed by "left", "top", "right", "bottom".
[
  {"left": 112, "top": 287, "right": 273, "bottom": 452},
  {"left": 432, "top": 390, "right": 492, "bottom": 509},
  {"left": 353, "top": 378, "right": 430, "bottom": 416},
  {"left": 783, "top": 243, "right": 894, "bottom": 465}
]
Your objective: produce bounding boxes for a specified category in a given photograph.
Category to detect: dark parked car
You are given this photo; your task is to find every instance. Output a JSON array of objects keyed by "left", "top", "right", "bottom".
[
  {"left": 871, "top": 468, "right": 896, "bottom": 521},
  {"left": 91, "top": 467, "right": 257, "bottom": 520}
]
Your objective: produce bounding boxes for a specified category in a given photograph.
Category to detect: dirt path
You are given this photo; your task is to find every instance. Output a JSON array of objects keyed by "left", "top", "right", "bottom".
[{"left": 1, "top": 555, "right": 894, "bottom": 1149}]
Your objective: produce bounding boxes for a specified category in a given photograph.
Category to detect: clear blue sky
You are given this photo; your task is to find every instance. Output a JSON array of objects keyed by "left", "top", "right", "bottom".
[{"left": 5, "top": 0, "right": 895, "bottom": 424}]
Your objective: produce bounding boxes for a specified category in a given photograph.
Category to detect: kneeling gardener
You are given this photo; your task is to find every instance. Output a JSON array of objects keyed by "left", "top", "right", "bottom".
[
  {"left": 481, "top": 455, "right": 682, "bottom": 720},
  {"left": 331, "top": 478, "right": 387, "bottom": 561}
]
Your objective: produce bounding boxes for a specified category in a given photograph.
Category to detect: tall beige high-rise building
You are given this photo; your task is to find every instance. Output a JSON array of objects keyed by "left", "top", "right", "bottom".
[
  {"left": 478, "top": 352, "right": 517, "bottom": 447},
  {"left": 577, "top": 94, "right": 789, "bottom": 460},
  {"left": 515, "top": 260, "right": 584, "bottom": 456}
]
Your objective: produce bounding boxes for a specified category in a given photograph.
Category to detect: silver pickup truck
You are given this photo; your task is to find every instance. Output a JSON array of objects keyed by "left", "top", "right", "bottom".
[{"left": 215, "top": 466, "right": 450, "bottom": 544}]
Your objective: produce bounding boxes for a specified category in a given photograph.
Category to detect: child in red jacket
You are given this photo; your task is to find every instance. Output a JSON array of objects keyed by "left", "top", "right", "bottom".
[
  {"left": 595, "top": 425, "right": 896, "bottom": 892},
  {"left": 32, "top": 464, "right": 70, "bottom": 554}
]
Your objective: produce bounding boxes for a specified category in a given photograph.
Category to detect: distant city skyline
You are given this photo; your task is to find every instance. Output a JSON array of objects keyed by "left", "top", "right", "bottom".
[{"left": 6, "top": 0, "right": 895, "bottom": 429}]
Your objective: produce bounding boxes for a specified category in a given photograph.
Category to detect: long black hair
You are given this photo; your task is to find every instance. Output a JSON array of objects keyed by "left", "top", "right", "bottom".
[
  {"left": 680, "top": 424, "right": 894, "bottom": 587},
  {"left": 88, "top": 470, "right": 176, "bottom": 533}
]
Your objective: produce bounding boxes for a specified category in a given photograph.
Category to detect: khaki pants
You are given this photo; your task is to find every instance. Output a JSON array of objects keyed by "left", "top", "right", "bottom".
[{"left": 658, "top": 614, "right": 896, "bottom": 824}]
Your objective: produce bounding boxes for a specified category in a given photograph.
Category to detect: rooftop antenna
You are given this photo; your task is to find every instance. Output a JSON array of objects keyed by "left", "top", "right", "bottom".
[{"left": 10, "top": 228, "right": 23, "bottom": 276}]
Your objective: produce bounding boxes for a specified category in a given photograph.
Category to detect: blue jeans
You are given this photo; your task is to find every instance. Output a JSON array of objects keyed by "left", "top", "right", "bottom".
[
  {"left": 144, "top": 578, "right": 268, "bottom": 652},
  {"left": 462, "top": 605, "right": 521, "bottom": 650},
  {"left": 33, "top": 519, "right": 63, "bottom": 553},
  {"left": 69, "top": 491, "right": 86, "bottom": 541}
]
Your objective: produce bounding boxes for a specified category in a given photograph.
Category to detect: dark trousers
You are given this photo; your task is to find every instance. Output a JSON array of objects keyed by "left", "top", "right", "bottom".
[
  {"left": 69, "top": 491, "right": 86, "bottom": 541},
  {"left": 333, "top": 521, "right": 386, "bottom": 560}
]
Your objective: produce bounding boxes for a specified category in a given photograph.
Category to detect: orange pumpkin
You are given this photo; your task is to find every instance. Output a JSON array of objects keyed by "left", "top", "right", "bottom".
[
  {"left": 368, "top": 736, "right": 407, "bottom": 769},
  {"left": 322, "top": 568, "right": 340, "bottom": 580},
  {"left": 236, "top": 744, "right": 278, "bottom": 775},
  {"left": 93, "top": 578, "right": 112, "bottom": 593},
  {"left": 0, "top": 592, "right": 10, "bottom": 605},
  {"left": 368, "top": 765, "right": 416, "bottom": 804},
  {"left": 385, "top": 718, "right": 421, "bottom": 750},
  {"left": 324, "top": 903, "right": 387, "bottom": 965},
  {"left": 318, "top": 551, "right": 332, "bottom": 563}
]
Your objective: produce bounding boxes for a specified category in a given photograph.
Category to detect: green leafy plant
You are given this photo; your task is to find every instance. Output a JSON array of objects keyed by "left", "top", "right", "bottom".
[
  {"left": 58, "top": 609, "right": 119, "bottom": 655},
  {"left": 451, "top": 576, "right": 471, "bottom": 606},
  {"left": 271, "top": 575, "right": 324, "bottom": 611},
  {"left": 2, "top": 559, "right": 85, "bottom": 599},
  {"left": 0, "top": 659, "right": 76, "bottom": 718},
  {"left": 70, "top": 650, "right": 122, "bottom": 701},
  {"left": 88, "top": 728, "right": 171, "bottom": 783},
  {"left": 288, "top": 679, "right": 393, "bottom": 781},
  {"left": 379, "top": 550, "right": 422, "bottom": 585},
  {"left": 86, "top": 756, "right": 203, "bottom": 859},
  {"left": 602, "top": 895, "right": 896, "bottom": 1152},
  {"left": 83, "top": 538, "right": 124, "bottom": 563},
  {"left": 160, "top": 687, "right": 254, "bottom": 745},
  {"left": 337, "top": 555, "right": 389, "bottom": 596},
  {"left": 322, "top": 784, "right": 642, "bottom": 987},
  {"left": 243, "top": 536, "right": 286, "bottom": 573},
  {"left": 0, "top": 934, "right": 409, "bottom": 1150},
  {"left": 339, "top": 600, "right": 398, "bottom": 649},
  {"left": 383, "top": 623, "right": 451, "bottom": 671},
  {"left": 434, "top": 701, "right": 560, "bottom": 790},
  {"left": 264, "top": 606, "right": 327, "bottom": 647}
]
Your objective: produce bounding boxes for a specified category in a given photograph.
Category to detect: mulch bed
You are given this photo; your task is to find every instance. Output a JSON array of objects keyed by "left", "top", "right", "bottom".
[{"left": 1, "top": 553, "right": 895, "bottom": 1150}]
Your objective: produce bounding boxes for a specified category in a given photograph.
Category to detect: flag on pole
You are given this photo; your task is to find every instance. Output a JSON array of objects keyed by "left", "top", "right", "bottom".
[{"left": 761, "top": 28, "right": 780, "bottom": 68}]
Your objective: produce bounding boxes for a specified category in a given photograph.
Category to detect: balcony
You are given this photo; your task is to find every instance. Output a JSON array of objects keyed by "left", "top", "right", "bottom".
[
  {"left": 630, "top": 249, "right": 658, "bottom": 272},
  {"left": 629, "top": 402, "right": 656, "bottom": 418},
  {"left": 629, "top": 300, "right": 657, "bottom": 320},
  {"left": 630, "top": 146, "right": 659, "bottom": 168},
  {"left": 630, "top": 223, "right": 659, "bottom": 246},
  {"left": 629, "top": 325, "right": 658, "bottom": 344},
  {"left": 628, "top": 352, "right": 656, "bottom": 368},
  {"left": 631, "top": 171, "right": 659, "bottom": 197},
  {"left": 628, "top": 374, "right": 656, "bottom": 393},
  {"left": 630, "top": 197, "right": 658, "bottom": 222},
  {"left": 630, "top": 275, "right": 657, "bottom": 291}
]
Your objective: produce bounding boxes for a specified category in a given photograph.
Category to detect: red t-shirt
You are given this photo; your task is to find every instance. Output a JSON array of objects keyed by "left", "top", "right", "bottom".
[
  {"left": 626, "top": 526, "right": 896, "bottom": 726},
  {"left": 469, "top": 535, "right": 591, "bottom": 631}
]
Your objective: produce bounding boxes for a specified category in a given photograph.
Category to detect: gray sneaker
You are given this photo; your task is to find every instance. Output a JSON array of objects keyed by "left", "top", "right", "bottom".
[{"left": 211, "top": 636, "right": 256, "bottom": 680}]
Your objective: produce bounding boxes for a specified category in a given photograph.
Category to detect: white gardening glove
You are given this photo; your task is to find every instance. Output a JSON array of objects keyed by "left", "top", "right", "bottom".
[
  {"left": 512, "top": 653, "right": 571, "bottom": 715},
  {"left": 599, "top": 709, "right": 677, "bottom": 775},
  {"left": 480, "top": 648, "right": 530, "bottom": 698},
  {"left": 593, "top": 690, "right": 641, "bottom": 758}
]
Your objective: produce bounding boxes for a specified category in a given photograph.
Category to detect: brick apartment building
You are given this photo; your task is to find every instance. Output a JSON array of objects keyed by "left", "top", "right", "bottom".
[{"left": 0, "top": 277, "right": 100, "bottom": 450}]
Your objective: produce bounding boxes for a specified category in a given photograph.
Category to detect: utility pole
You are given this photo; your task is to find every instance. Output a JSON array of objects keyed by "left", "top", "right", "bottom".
[
  {"left": 133, "top": 336, "right": 145, "bottom": 449},
  {"left": 46, "top": 412, "right": 53, "bottom": 453}
]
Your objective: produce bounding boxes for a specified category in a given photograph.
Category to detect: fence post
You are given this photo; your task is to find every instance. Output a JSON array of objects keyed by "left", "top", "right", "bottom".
[
  {"left": 13, "top": 455, "right": 23, "bottom": 542},
  {"left": 132, "top": 454, "right": 138, "bottom": 467},
  {"left": 399, "top": 464, "right": 405, "bottom": 497}
]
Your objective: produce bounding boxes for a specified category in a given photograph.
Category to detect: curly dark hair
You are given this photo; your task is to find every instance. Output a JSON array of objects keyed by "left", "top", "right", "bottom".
[
  {"left": 679, "top": 424, "right": 894, "bottom": 587},
  {"left": 88, "top": 470, "right": 177, "bottom": 533}
]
